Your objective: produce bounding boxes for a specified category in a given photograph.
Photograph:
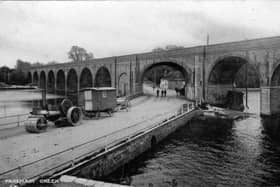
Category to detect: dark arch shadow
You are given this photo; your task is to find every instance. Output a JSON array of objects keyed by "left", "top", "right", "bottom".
[
  {"left": 271, "top": 64, "right": 280, "bottom": 86},
  {"left": 207, "top": 56, "right": 261, "bottom": 105},
  {"left": 94, "top": 66, "right": 111, "bottom": 87},
  {"left": 47, "top": 70, "right": 55, "bottom": 93},
  {"left": 27, "top": 72, "right": 32, "bottom": 84},
  {"left": 33, "top": 72, "right": 39, "bottom": 86},
  {"left": 208, "top": 57, "right": 247, "bottom": 85},
  {"left": 56, "top": 70, "right": 66, "bottom": 95},
  {"left": 141, "top": 62, "right": 191, "bottom": 85},
  {"left": 67, "top": 69, "right": 78, "bottom": 93},
  {"left": 39, "top": 71, "right": 46, "bottom": 89},
  {"left": 80, "top": 68, "right": 93, "bottom": 89}
]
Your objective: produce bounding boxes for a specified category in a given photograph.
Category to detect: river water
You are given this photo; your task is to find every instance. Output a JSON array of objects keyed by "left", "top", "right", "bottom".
[
  {"left": 0, "top": 89, "right": 63, "bottom": 117},
  {"left": 103, "top": 91, "right": 280, "bottom": 186}
]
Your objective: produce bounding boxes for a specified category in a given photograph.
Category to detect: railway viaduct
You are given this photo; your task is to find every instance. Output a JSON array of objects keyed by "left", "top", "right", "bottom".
[{"left": 27, "top": 36, "right": 280, "bottom": 116}]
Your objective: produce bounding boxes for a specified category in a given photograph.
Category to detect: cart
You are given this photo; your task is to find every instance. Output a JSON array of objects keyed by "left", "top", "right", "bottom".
[{"left": 80, "top": 87, "right": 117, "bottom": 118}]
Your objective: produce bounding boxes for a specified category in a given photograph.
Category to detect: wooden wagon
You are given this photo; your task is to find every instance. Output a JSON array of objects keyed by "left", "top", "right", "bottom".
[{"left": 79, "top": 87, "right": 117, "bottom": 118}]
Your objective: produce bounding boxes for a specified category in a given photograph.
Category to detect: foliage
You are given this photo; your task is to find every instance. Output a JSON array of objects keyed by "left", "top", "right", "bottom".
[{"left": 68, "top": 46, "right": 94, "bottom": 62}]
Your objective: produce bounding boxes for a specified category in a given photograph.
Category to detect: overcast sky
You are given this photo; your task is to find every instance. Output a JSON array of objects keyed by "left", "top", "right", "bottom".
[{"left": 1, "top": 1, "right": 280, "bottom": 68}]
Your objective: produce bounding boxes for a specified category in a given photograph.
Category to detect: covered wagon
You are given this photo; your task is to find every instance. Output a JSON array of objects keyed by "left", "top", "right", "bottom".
[{"left": 79, "top": 87, "right": 117, "bottom": 117}]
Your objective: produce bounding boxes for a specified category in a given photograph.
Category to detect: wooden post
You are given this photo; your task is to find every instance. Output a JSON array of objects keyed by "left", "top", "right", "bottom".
[{"left": 245, "top": 62, "right": 249, "bottom": 108}]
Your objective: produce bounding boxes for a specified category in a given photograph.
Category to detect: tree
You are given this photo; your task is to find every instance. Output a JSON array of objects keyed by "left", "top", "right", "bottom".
[{"left": 68, "top": 46, "right": 94, "bottom": 62}]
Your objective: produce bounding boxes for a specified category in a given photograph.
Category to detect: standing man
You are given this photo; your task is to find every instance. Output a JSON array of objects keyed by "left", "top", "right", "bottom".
[{"left": 156, "top": 88, "right": 159, "bottom": 97}]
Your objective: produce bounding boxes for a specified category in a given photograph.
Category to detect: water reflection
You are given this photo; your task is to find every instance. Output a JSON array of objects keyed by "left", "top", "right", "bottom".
[{"left": 102, "top": 91, "right": 280, "bottom": 186}]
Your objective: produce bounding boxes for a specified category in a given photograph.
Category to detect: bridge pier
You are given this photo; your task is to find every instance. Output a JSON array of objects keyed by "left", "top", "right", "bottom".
[
  {"left": 260, "top": 86, "right": 280, "bottom": 116},
  {"left": 260, "top": 86, "right": 280, "bottom": 138}
]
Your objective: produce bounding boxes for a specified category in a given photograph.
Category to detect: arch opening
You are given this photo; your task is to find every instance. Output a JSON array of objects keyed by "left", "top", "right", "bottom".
[
  {"left": 271, "top": 64, "right": 280, "bottom": 86},
  {"left": 118, "top": 73, "right": 129, "bottom": 97},
  {"left": 56, "top": 70, "right": 66, "bottom": 95},
  {"left": 47, "top": 71, "right": 55, "bottom": 93},
  {"left": 33, "top": 72, "right": 39, "bottom": 86},
  {"left": 80, "top": 68, "right": 93, "bottom": 89},
  {"left": 39, "top": 71, "right": 46, "bottom": 89},
  {"left": 27, "top": 72, "right": 32, "bottom": 84},
  {"left": 141, "top": 62, "right": 190, "bottom": 96},
  {"left": 207, "top": 56, "right": 260, "bottom": 105},
  {"left": 67, "top": 69, "right": 78, "bottom": 93},
  {"left": 94, "top": 66, "right": 111, "bottom": 87}
]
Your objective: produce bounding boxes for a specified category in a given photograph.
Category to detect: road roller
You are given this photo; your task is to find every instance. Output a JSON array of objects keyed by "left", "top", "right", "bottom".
[{"left": 25, "top": 98, "right": 82, "bottom": 133}]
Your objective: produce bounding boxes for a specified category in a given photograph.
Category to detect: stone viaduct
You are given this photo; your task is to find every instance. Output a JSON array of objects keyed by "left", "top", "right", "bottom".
[{"left": 27, "top": 36, "right": 280, "bottom": 116}]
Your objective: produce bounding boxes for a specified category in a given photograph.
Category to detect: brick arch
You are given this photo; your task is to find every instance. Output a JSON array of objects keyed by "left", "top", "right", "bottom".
[
  {"left": 33, "top": 71, "right": 39, "bottom": 86},
  {"left": 56, "top": 69, "right": 66, "bottom": 94},
  {"left": 67, "top": 68, "right": 78, "bottom": 93},
  {"left": 80, "top": 67, "right": 93, "bottom": 89},
  {"left": 118, "top": 72, "right": 129, "bottom": 96},
  {"left": 207, "top": 55, "right": 261, "bottom": 85},
  {"left": 94, "top": 66, "right": 112, "bottom": 87},
  {"left": 271, "top": 62, "right": 280, "bottom": 86},
  {"left": 47, "top": 70, "right": 55, "bottom": 93},
  {"left": 39, "top": 71, "right": 47, "bottom": 89},
  {"left": 27, "top": 72, "right": 32, "bottom": 84},
  {"left": 140, "top": 61, "right": 192, "bottom": 85}
]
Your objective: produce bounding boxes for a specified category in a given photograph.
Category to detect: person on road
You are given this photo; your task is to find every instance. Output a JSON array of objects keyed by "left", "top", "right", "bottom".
[
  {"left": 161, "top": 89, "right": 164, "bottom": 97},
  {"left": 156, "top": 88, "right": 159, "bottom": 97}
]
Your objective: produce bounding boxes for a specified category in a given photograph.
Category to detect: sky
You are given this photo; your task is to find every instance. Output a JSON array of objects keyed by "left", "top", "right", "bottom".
[{"left": 1, "top": 0, "right": 280, "bottom": 68}]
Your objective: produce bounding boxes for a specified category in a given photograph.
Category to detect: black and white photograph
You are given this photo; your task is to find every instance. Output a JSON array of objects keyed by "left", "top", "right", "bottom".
[{"left": 1, "top": 0, "right": 280, "bottom": 186}]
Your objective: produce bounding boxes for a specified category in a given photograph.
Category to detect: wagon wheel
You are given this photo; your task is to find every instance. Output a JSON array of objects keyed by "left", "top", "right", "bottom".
[
  {"left": 66, "top": 106, "right": 81, "bottom": 126},
  {"left": 108, "top": 109, "right": 113, "bottom": 116},
  {"left": 60, "top": 99, "right": 73, "bottom": 116}
]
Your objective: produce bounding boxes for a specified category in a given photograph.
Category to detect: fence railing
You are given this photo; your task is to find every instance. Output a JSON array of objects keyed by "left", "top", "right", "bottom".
[
  {"left": 0, "top": 102, "right": 196, "bottom": 180},
  {"left": 0, "top": 113, "right": 29, "bottom": 129}
]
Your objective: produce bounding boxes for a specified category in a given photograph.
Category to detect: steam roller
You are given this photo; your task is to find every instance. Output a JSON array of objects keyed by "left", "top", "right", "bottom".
[{"left": 25, "top": 99, "right": 82, "bottom": 133}]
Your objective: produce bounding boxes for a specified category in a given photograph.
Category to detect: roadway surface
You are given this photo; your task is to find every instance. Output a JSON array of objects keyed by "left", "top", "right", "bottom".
[{"left": 0, "top": 85, "right": 189, "bottom": 180}]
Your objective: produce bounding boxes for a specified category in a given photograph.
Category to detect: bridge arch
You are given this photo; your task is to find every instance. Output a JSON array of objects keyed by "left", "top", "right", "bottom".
[
  {"left": 94, "top": 66, "right": 111, "bottom": 87},
  {"left": 80, "top": 67, "right": 93, "bottom": 89},
  {"left": 208, "top": 56, "right": 260, "bottom": 86},
  {"left": 207, "top": 56, "right": 260, "bottom": 104},
  {"left": 271, "top": 64, "right": 280, "bottom": 86},
  {"left": 47, "top": 70, "right": 55, "bottom": 93},
  {"left": 27, "top": 72, "right": 32, "bottom": 84},
  {"left": 140, "top": 61, "right": 192, "bottom": 96},
  {"left": 33, "top": 72, "right": 39, "bottom": 86},
  {"left": 141, "top": 61, "right": 191, "bottom": 84},
  {"left": 39, "top": 71, "right": 47, "bottom": 89},
  {"left": 56, "top": 70, "right": 66, "bottom": 95},
  {"left": 67, "top": 69, "right": 78, "bottom": 94},
  {"left": 118, "top": 72, "right": 129, "bottom": 96}
]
